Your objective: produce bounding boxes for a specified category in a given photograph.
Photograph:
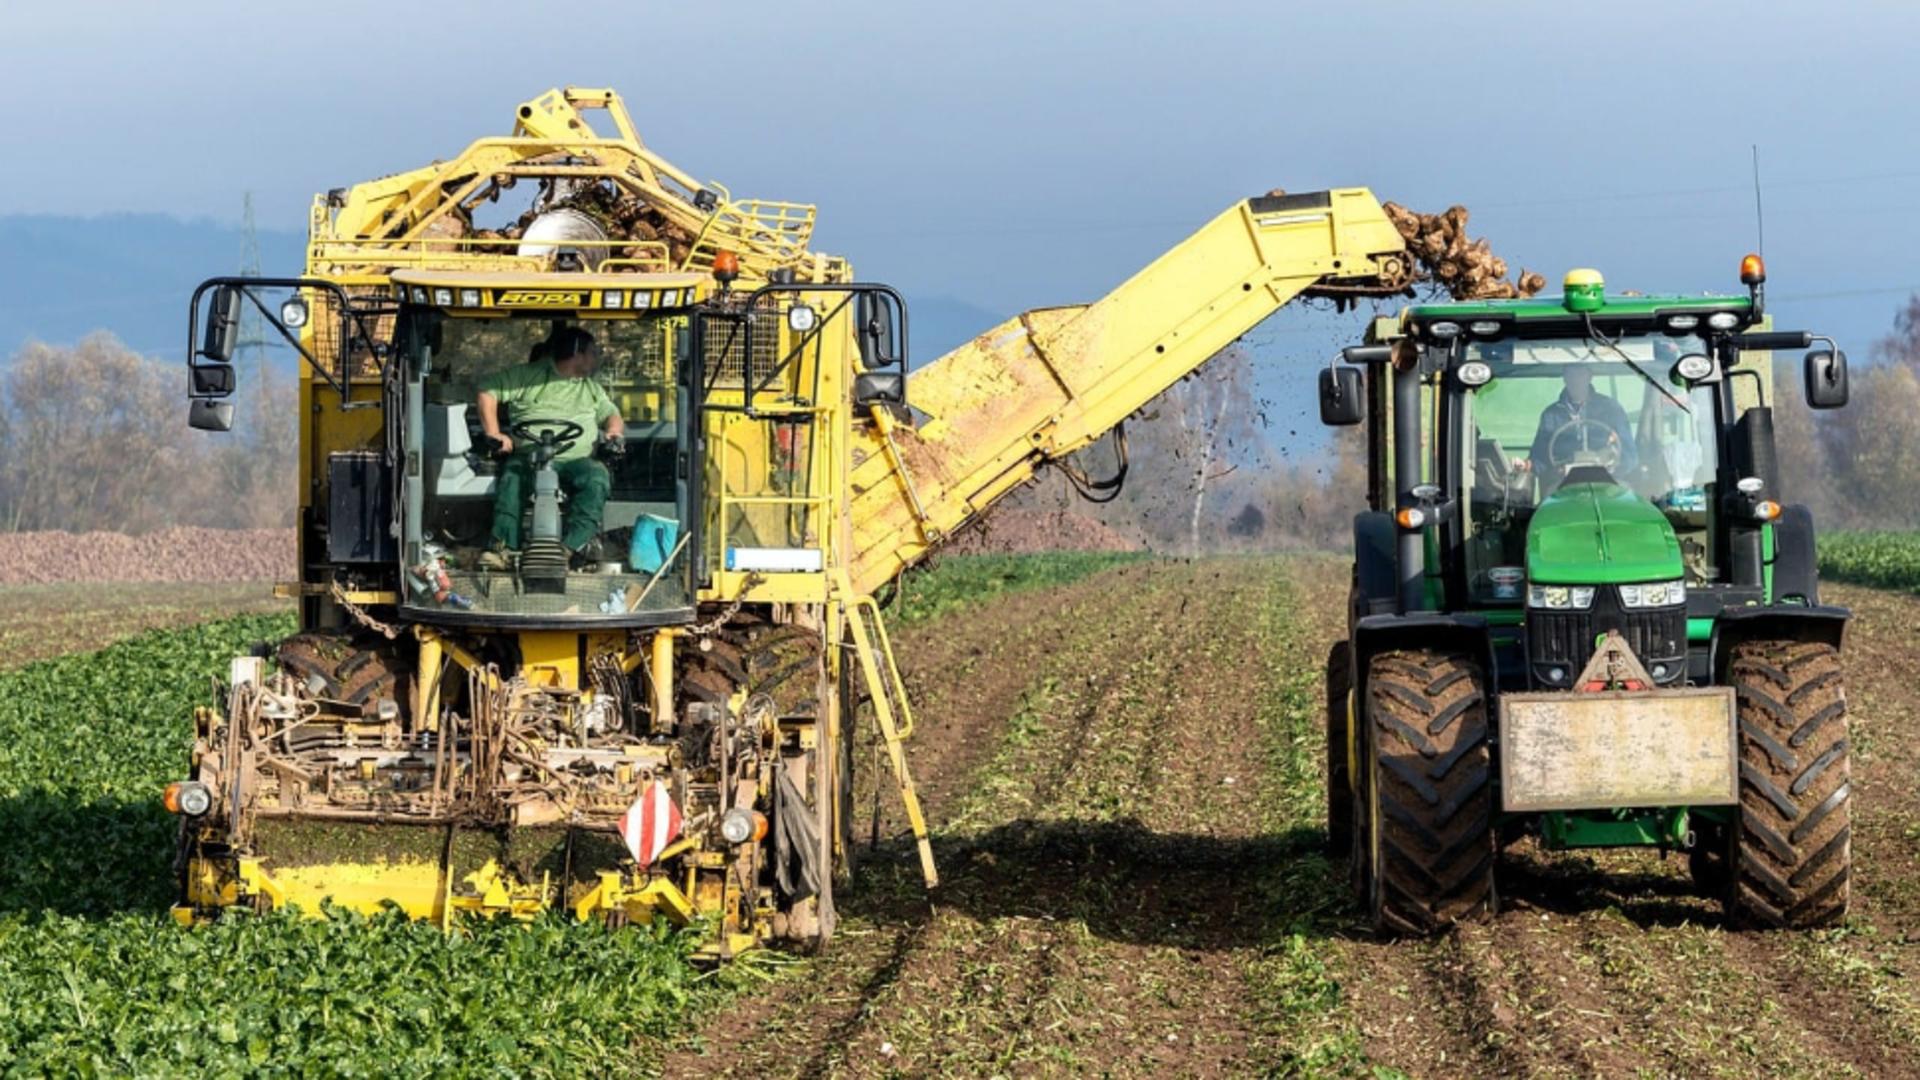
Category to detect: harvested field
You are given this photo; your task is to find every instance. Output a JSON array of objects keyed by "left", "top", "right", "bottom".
[
  {"left": 0, "top": 527, "right": 293, "bottom": 586},
  {"left": 0, "top": 580, "right": 288, "bottom": 670}
]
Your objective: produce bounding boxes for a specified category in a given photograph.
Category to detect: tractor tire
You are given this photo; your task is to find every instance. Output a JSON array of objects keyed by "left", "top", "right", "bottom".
[
  {"left": 1325, "top": 640, "right": 1354, "bottom": 857},
  {"left": 1725, "top": 640, "right": 1851, "bottom": 929},
  {"left": 1364, "top": 649, "right": 1495, "bottom": 935}
]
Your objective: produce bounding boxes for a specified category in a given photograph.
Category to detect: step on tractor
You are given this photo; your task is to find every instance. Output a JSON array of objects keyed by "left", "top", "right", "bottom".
[
  {"left": 1319, "top": 261, "right": 1855, "bottom": 933},
  {"left": 170, "top": 84, "right": 1515, "bottom": 955}
]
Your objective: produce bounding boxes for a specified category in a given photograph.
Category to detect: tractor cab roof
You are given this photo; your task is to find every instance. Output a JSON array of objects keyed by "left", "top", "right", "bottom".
[{"left": 389, "top": 268, "right": 711, "bottom": 314}]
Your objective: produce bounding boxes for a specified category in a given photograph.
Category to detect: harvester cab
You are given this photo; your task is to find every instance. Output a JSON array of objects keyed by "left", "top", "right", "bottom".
[{"left": 1323, "top": 258, "right": 1857, "bottom": 935}]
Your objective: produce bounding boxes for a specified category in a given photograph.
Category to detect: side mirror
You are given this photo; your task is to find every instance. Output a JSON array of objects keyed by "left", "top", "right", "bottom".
[
  {"left": 854, "top": 370, "right": 905, "bottom": 407},
  {"left": 190, "top": 362, "right": 236, "bottom": 397},
  {"left": 189, "top": 398, "right": 235, "bottom": 432},
  {"left": 201, "top": 285, "right": 241, "bottom": 363},
  {"left": 1804, "top": 348, "right": 1848, "bottom": 409},
  {"left": 855, "top": 291, "right": 902, "bottom": 369},
  {"left": 1319, "top": 366, "right": 1364, "bottom": 426}
]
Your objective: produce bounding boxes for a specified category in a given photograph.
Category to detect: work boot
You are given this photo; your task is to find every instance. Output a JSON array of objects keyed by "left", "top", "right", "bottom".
[
  {"left": 568, "top": 537, "right": 605, "bottom": 572},
  {"left": 478, "top": 541, "right": 515, "bottom": 572}
]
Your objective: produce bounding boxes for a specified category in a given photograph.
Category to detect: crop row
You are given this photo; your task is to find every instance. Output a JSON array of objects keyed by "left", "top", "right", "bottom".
[{"left": 1817, "top": 530, "right": 1920, "bottom": 594}]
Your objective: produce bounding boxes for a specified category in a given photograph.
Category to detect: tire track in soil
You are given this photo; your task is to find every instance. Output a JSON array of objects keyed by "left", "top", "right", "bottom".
[
  {"left": 1289, "top": 562, "right": 1920, "bottom": 1079},
  {"left": 666, "top": 560, "right": 1319, "bottom": 1077}
]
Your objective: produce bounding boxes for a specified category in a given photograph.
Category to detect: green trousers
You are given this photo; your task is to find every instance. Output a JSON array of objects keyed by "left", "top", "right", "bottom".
[{"left": 491, "top": 456, "right": 611, "bottom": 552}]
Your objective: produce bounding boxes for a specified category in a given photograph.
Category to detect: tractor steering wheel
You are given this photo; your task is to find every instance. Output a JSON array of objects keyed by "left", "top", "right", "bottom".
[
  {"left": 1547, "top": 417, "right": 1622, "bottom": 472},
  {"left": 508, "top": 419, "right": 585, "bottom": 459}
]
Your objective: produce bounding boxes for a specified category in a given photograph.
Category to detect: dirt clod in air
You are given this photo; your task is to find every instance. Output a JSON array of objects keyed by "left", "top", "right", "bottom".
[{"left": 1382, "top": 201, "right": 1547, "bottom": 300}]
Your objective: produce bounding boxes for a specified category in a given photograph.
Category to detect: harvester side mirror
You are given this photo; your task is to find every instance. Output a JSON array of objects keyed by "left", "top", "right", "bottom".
[
  {"left": 1342, "top": 344, "right": 1395, "bottom": 366},
  {"left": 854, "top": 370, "right": 905, "bottom": 407},
  {"left": 201, "top": 285, "right": 242, "bottom": 363},
  {"left": 855, "top": 292, "right": 902, "bottom": 369},
  {"left": 188, "top": 398, "right": 235, "bottom": 432},
  {"left": 1804, "top": 348, "right": 1849, "bottom": 409},
  {"left": 1319, "top": 366, "right": 1365, "bottom": 426},
  {"left": 190, "top": 362, "right": 236, "bottom": 397}
]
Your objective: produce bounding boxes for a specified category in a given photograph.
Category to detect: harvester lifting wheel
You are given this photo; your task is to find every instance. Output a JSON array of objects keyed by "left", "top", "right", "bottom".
[
  {"left": 1360, "top": 649, "right": 1495, "bottom": 934},
  {"left": 1722, "top": 640, "right": 1851, "bottom": 929}
]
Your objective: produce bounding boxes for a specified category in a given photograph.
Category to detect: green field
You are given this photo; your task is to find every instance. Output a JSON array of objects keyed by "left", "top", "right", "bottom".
[{"left": 1819, "top": 530, "right": 1920, "bottom": 595}]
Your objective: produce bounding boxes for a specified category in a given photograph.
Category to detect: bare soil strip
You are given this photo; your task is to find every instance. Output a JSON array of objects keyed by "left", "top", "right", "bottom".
[{"left": 667, "top": 560, "right": 1920, "bottom": 1078}]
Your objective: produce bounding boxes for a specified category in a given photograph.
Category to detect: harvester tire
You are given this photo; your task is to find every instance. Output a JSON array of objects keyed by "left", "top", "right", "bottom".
[
  {"left": 1364, "top": 649, "right": 1495, "bottom": 935},
  {"left": 1325, "top": 641, "right": 1354, "bottom": 857},
  {"left": 275, "top": 632, "right": 403, "bottom": 713},
  {"left": 1726, "top": 640, "right": 1851, "bottom": 929}
]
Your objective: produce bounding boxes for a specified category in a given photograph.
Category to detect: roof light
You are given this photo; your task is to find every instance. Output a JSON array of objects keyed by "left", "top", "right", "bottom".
[
  {"left": 411, "top": 287, "right": 429, "bottom": 304},
  {"left": 433, "top": 288, "right": 453, "bottom": 306},
  {"left": 278, "top": 297, "right": 308, "bottom": 329},
  {"left": 661, "top": 289, "right": 680, "bottom": 306},
  {"left": 602, "top": 290, "right": 626, "bottom": 309},
  {"left": 632, "top": 291, "right": 651, "bottom": 309},
  {"left": 1457, "top": 360, "right": 1493, "bottom": 387},
  {"left": 1737, "top": 476, "right": 1765, "bottom": 494},
  {"left": 712, "top": 250, "right": 741, "bottom": 284},
  {"left": 460, "top": 289, "right": 481, "bottom": 307},
  {"left": 1740, "top": 253, "right": 1766, "bottom": 286},
  {"left": 1665, "top": 314, "right": 1700, "bottom": 332},
  {"left": 1468, "top": 320, "right": 1502, "bottom": 336},
  {"left": 1427, "top": 320, "right": 1462, "bottom": 340},
  {"left": 1563, "top": 268, "right": 1605, "bottom": 312},
  {"left": 1708, "top": 311, "right": 1741, "bottom": 330},
  {"left": 787, "top": 304, "right": 817, "bottom": 333},
  {"left": 1674, "top": 354, "right": 1714, "bottom": 382}
]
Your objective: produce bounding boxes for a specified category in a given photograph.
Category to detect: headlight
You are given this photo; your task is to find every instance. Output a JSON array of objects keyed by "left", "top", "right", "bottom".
[
  {"left": 1675, "top": 354, "right": 1714, "bottom": 381},
  {"left": 1707, "top": 311, "right": 1741, "bottom": 330},
  {"left": 164, "top": 780, "right": 213, "bottom": 818},
  {"left": 787, "top": 304, "right": 818, "bottom": 333},
  {"left": 1456, "top": 360, "right": 1493, "bottom": 387},
  {"left": 720, "top": 807, "right": 766, "bottom": 845},
  {"left": 1528, "top": 584, "right": 1596, "bottom": 609},
  {"left": 1619, "top": 579, "right": 1686, "bottom": 608},
  {"left": 278, "top": 297, "right": 309, "bottom": 329}
]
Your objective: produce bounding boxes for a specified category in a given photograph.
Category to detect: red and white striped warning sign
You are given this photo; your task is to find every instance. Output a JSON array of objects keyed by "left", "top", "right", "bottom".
[{"left": 620, "top": 780, "right": 683, "bottom": 868}]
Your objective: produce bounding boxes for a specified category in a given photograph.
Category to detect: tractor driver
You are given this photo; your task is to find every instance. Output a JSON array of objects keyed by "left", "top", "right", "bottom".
[
  {"left": 1529, "top": 366, "right": 1637, "bottom": 491},
  {"left": 476, "top": 326, "right": 625, "bottom": 568}
]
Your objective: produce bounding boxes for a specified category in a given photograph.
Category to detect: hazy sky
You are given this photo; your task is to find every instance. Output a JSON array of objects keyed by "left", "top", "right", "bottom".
[{"left": 7, "top": 1, "right": 1918, "bottom": 360}]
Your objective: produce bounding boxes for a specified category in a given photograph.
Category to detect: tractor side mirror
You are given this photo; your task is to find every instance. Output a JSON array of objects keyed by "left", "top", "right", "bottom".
[
  {"left": 1804, "top": 348, "right": 1848, "bottom": 409},
  {"left": 189, "top": 398, "right": 235, "bottom": 432},
  {"left": 190, "top": 362, "right": 236, "bottom": 397},
  {"left": 855, "top": 291, "right": 902, "bottom": 369},
  {"left": 1319, "top": 366, "right": 1364, "bottom": 426},
  {"left": 201, "top": 285, "right": 242, "bottom": 363},
  {"left": 854, "top": 370, "right": 905, "bottom": 407}
]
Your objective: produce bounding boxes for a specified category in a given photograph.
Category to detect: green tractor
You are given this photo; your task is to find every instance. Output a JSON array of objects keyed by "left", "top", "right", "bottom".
[{"left": 1319, "top": 257, "right": 1854, "bottom": 933}]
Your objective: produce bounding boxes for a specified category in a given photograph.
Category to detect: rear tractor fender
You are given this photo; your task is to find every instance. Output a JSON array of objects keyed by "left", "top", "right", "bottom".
[
  {"left": 1351, "top": 613, "right": 1495, "bottom": 706},
  {"left": 1709, "top": 604, "right": 1849, "bottom": 682}
]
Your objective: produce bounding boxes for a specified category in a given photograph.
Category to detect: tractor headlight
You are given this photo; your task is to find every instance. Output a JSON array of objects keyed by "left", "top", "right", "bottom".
[
  {"left": 1619, "top": 579, "right": 1686, "bottom": 608},
  {"left": 721, "top": 807, "right": 766, "bottom": 845},
  {"left": 1456, "top": 361, "right": 1493, "bottom": 387},
  {"left": 278, "top": 297, "right": 309, "bottom": 329},
  {"left": 164, "top": 780, "right": 213, "bottom": 818},
  {"left": 1528, "top": 584, "right": 1596, "bottom": 610}
]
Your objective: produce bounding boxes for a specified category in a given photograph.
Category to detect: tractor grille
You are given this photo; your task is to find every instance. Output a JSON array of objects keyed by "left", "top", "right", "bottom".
[{"left": 1527, "top": 586, "right": 1686, "bottom": 688}]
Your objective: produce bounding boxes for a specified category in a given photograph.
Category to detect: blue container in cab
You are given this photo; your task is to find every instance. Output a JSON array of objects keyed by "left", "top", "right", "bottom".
[{"left": 631, "top": 514, "right": 679, "bottom": 573}]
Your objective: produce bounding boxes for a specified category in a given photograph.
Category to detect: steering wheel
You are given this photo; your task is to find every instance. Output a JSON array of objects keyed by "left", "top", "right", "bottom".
[
  {"left": 508, "top": 419, "right": 585, "bottom": 459},
  {"left": 1547, "top": 417, "right": 1622, "bottom": 471}
]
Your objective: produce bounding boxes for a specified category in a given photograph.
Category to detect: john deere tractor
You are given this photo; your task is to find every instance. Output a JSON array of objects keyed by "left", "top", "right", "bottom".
[{"left": 1320, "top": 257, "right": 1855, "bottom": 933}]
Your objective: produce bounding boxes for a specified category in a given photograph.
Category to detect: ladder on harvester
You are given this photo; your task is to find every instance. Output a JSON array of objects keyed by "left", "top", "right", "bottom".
[{"left": 833, "top": 570, "right": 938, "bottom": 888}]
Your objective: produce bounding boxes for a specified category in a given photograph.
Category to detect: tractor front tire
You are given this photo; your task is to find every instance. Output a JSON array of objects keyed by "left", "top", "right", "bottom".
[
  {"left": 1325, "top": 640, "right": 1354, "bottom": 857},
  {"left": 1726, "top": 640, "right": 1851, "bottom": 929},
  {"left": 1364, "top": 649, "right": 1495, "bottom": 935}
]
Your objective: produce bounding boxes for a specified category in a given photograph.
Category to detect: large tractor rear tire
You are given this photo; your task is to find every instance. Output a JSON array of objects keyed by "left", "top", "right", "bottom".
[
  {"left": 1363, "top": 649, "right": 1495, "bottom": 934},
  {"left": 1725, "top": 639, "right": 1851, "bottom": 929},
  {"left": 1325, "top": 640, "right": 1354, "bottom": 857}
]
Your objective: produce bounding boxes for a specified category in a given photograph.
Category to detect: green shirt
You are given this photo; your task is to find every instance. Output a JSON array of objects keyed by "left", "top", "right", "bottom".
[{"left": 483, "top": 360, "right": 618, "bottom": 462}]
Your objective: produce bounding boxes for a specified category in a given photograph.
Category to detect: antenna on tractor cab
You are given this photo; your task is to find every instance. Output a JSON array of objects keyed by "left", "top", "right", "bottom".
[{"left": 1751, "top": 144, "right": 1766, "bottom": 262}]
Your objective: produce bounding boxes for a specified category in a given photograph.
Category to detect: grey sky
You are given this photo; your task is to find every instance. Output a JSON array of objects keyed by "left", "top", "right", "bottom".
[{"left": 6, "top": 0, "right": 1918, "bottom": 358}]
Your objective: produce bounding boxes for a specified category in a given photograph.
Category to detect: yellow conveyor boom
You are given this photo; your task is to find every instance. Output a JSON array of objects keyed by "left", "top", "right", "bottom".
[{"left": 847, "top": 188, "right": 1410, "bottom": 594}]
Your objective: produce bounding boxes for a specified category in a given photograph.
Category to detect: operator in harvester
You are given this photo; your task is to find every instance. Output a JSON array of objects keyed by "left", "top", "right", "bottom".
[
  {"left": 475, "top": 326, "right": 625, "bottom": 569},
  {"left": 1529, "top": 366, "right": 1637, "bottom": 491}
]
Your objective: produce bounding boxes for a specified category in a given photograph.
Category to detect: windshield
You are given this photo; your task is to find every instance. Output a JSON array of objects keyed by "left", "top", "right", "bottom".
[
  {"left": 402, "top": 313, "right": 695, "bottom": 622},
  {"left": 1455, "top": 333, "right": 1719, "bottom": 602}
]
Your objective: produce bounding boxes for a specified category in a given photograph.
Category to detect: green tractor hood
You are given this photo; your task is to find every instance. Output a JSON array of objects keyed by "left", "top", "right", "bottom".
[{"left": 1527, "top": 481, "right": 1683, "bottom": 584}]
